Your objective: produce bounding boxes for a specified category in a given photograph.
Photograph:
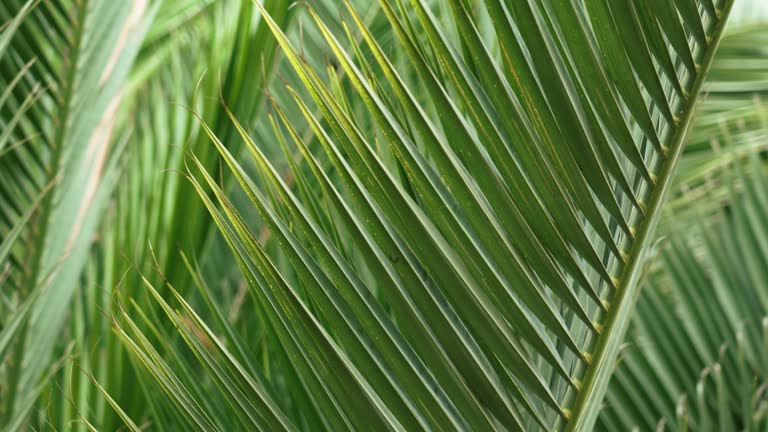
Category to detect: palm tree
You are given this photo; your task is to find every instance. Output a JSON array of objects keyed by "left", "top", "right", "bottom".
[{"left": 1, "top": 0, "right": 758, "bottom": 431}]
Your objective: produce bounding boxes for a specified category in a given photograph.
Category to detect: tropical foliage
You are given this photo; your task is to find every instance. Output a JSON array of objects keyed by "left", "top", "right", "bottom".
[
  {"left": 602, "top": 19, "right": 768, "bottom": 430},
  {"left": 3, "top": 0, "right": 768, "bottom": 431},
  {"left": 602, "top": 150, "right": 768, "bottom": 431}
]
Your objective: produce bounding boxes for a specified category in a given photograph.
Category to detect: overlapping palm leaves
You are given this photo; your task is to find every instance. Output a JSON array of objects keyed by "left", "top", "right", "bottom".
[
  {"left": 109, "top": 0, "right": 738, "bottom": 430},
  {"left": 4, "top": 0, "right": 762, "bottom": 431},
  {"left": 60, "top": 1, "right": 390, "bottom": 430},
  {"left": 0, "top": 0, "right": 152, "bottom": 428},
  {"left": 35, "top": 1, "right": 298, "bottom": 429}
]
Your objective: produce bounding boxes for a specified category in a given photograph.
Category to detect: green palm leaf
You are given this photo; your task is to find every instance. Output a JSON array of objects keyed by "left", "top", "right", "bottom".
[{"left": 106, "top": 1, "right": 740, "bottom": 431}]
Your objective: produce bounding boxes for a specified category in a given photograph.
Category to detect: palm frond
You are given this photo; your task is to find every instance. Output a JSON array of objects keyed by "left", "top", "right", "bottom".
[{"left": 112, "top": 1, "right": 739, "bottom": 430}]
